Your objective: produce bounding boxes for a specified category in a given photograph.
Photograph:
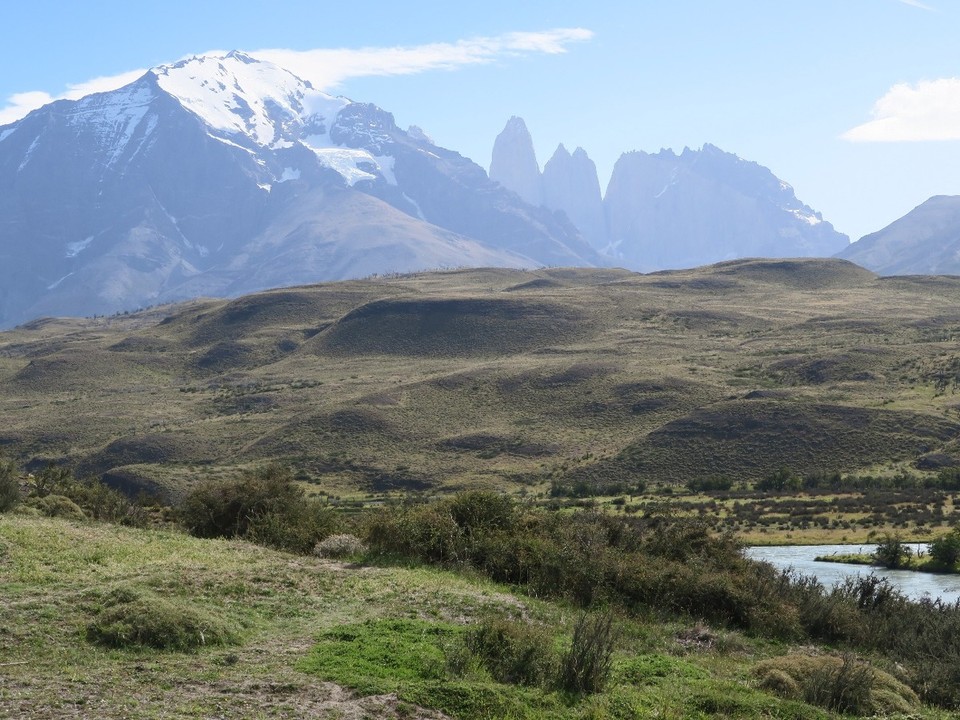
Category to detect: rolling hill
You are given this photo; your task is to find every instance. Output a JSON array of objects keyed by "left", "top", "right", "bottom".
[{"left": 3, "top": 257, "right": 960, "bottom": 499}]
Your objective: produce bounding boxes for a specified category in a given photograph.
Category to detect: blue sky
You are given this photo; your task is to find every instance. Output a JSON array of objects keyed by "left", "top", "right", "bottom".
[{"left": 3, "top": 0, "right": 960, "bottom": 241}]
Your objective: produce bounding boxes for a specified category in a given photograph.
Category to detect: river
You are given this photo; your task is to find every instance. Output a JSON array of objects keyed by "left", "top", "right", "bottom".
[{"left": 745, "top": 544, "right": 960, "bottom": 604}]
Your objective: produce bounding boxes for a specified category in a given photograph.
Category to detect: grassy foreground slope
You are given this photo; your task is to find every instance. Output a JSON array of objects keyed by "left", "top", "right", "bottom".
[
  {"left": 3, "top": 258, "right": 960, "bottom": 497},
  {"left": 1, "top": 512, "right": 947, "bottom": 719}
]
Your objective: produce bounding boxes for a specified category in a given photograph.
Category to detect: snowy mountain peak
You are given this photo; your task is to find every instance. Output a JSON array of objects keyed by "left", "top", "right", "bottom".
[{"left": 149, "top": 52, "right": 347, "bottom": 147}]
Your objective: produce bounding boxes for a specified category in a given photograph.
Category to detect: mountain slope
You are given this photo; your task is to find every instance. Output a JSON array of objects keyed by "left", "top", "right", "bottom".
[
  {"left": 603, "top": 145, "right": 849, "bottom": 270},
  {"left": 838, "top": 195, "right": 960, "bottom": 275},
  {"left": 0, "top": 53, "right": 595, "bottom": 328}
]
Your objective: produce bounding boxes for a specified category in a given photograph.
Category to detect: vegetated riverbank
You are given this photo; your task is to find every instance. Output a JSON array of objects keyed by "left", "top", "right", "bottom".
[
  {"left": 3, "top": 465, "right": 960, "bottom": 718},
  {"left": 816, "top": 539, "right": 960, "bottom": 576}
]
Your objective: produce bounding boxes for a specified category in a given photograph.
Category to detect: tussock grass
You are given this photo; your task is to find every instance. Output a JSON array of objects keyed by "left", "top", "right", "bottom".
[
  {"left": 755, "top": 653, "right": 919, "bottom": 716},
  {"left": 86, "top": 586, "right": 237, "bottom": 650}
]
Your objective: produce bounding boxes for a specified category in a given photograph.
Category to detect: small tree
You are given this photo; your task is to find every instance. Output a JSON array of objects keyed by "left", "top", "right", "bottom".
[
  {"left": 873, "top": 534, "right": 911, "bottom": 569},
  {"left": 929, "top": 528, "right": 960, "bottom": 570}
]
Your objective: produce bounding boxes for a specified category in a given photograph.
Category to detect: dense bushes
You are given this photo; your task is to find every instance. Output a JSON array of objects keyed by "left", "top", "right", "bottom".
[
  {"left": 873, "top": 534, "right": 911, "bottom": 569},
  {"left": 1, "top": 461, "right": 146, "bottom": 525},
  {"left": 366, "top": 492, "right": 787, "bottom": 632},
  {"left": 179, "top": 465, "right": 337, "bottom": 553},
  {"left": 365, "top": 491, "right": 960, "bottom": 708}
]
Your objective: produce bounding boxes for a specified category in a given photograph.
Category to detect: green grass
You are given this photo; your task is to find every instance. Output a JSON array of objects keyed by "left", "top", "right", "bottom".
[{"left": 5, "top": 512, "right": 956, "bottom": 718}]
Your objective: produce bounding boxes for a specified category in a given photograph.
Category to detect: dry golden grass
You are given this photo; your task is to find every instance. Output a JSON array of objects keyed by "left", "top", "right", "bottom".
[{"left": 2, "top": 258, "right": 960, "bottom": 500}]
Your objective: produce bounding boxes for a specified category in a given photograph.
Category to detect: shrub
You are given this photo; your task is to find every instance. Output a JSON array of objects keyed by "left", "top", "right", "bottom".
[
  {"left": 462, "top": 616, "right": 557, "bottom": 687},
  {"left": 27, "top": 464, "right": 146, "bottom": 526},
  {"left": 873, "top": 534, "right": 911, "bottom": 568},
  {"left": 929, "top": 527, "right": 960, "bottom": 569},
  {"left": 179, "top": 465, "right": 336, "bottom": 553},
  {"left": 86, "top": 587, "right": 236, "bottom": 651},
  {"left": 313, "top": 533, "right": 367, "bottom": 559},
  {"left": 686, "top": 476, "right": 733, "bottom": 493},
  {"left": 28, "top": 494, "right": 86, "bottom": 520},
  {"left": 803, "top": 655, "right": 875, "bottom": 715},
  {"left": 0, "top": 458, "right": 20, "bottom": 512},
  {"left": 560, "top": 610, "right": 617, "bottom": 694}
]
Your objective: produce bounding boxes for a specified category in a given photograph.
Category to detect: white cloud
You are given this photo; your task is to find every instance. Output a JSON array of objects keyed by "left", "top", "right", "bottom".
[
  {"left": 0, "top": 69, "right": 146, "bottom": 125},
  {"left": 897, "top": 0, "right": 935, "bottom": 9},
  {"left": 843, "top": 78, "right": 960, "bottom": 142},
  {"left": 0, "top": 29, "right": 592, "bottom": 126},
  {"left": 255, "top": 28, "right": 593, "bottom": 88}
]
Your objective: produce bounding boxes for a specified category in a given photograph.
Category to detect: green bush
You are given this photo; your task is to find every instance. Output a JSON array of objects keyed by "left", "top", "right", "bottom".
[
  {"left": 179, "top": 465, "right": 336, "bottom": 553},
  {"left": 86, "top": 586, "right": 236, "bottom": 651},
  {"left": 28, "top": 494, "right": 86, "bottom": 520},
  {"left": 560, "top": 611, "right": 617, "bottom": 695},
  {"left": 873, "top": 534, "right": 911, "bottom": 569},
  {"left": 930, "top": 528, "right": 960, "bottom": 569},
  {"left": 462, "top": 616, "right": 557, "bottom": 687},
  {"left": 27, "top": 464, "right": 146, "bottom": 526},
  {"left": 0, "top": 458, "right": 20, "bottom": 512}
]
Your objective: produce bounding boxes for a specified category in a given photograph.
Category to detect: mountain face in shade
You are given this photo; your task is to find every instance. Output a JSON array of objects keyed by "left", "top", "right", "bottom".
[
  {"left": 488, "top": 120, "right": 848, "bottom": 272},
  {"left": 837, "top": 196, "right": 960, "bottom": 275},
  {"left": 489, "top": 116, "right": 543, "bottom": 206},
  {"left": 542, "top": 144, "right": 606, "bottom": 249},
  {"left": 0, "top": 54, "right": 597, "bottom": 329},
  {"left": 603, "top": 145, "right": 849, "bottom": 270}
]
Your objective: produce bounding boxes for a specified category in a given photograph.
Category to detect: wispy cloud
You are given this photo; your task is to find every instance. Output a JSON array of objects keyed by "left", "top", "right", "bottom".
[
  {"left": 0, "top": 70, "right": 146, "bottom": 125},
  {"left": 843, "top": 78, "right": 960, "bottom": 142},
  {"left": 257, "top": 28, "right": 594, "bottom": 89},
  {"left": 897, "top": 0, "right": 935, "bottom": 10},
  {"left": 0, "top": 29, "right": 593, "bottom": 126}
]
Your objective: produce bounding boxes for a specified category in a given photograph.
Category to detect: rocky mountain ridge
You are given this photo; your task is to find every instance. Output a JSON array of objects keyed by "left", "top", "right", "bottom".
[{"left": 489, "top": 117, "right": 849, "bottom": 270}]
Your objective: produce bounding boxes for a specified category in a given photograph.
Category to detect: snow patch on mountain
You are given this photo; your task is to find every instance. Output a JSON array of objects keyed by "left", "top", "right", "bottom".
[
  {"left": 47, "top": 273, "right": 74, "bottom": 290},
  {"left": 68, "top": 82, "right": 157, "bottom": 166},
  {"left": 17, "top": 137, "right": 39, "bottom": 171},
  {"left": 0, "top": 127, "right": 15, "bottom": 143},
  {"left": 791, "top": 208, "right": 822, "bottom": 226},
  {"left": 65, "top": 237, "right": 94, "bottom": 258},
  {"left": 150, "top": 52, "right": 401, "bottom": 187}
]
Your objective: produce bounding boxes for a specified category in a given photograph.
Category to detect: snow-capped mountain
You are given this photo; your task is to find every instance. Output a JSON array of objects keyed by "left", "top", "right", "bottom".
[{"left": 0, "top": 52, "right": 596, "bottom": 328}]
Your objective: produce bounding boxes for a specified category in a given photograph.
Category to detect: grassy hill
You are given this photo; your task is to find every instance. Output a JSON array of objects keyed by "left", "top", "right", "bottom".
[
  {"left": 3, "top": 258, "right": 960, "bottom": 499},
  {"left": 2, "top": 512, "right": 947, "bottom": 719}
]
